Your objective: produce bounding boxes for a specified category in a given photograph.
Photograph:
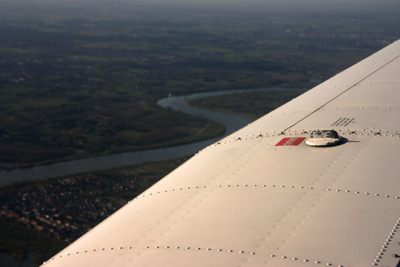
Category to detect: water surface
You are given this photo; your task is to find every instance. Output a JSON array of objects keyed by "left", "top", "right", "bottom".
[{"left": 0, "top": 87, "right": 304, "bottom": 187}]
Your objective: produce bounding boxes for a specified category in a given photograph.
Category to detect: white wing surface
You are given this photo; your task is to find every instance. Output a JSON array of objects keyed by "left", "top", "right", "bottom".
[{"left": 43, "top": 40, "right": 400, "bottom": 267}]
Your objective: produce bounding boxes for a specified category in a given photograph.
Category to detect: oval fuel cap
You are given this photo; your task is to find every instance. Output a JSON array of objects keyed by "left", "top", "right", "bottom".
[{"left": 306, "top": 130, "right": 342, "bottom": 147}]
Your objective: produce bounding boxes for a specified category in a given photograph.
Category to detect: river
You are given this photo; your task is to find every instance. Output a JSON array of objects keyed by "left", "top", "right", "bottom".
[{"left": 0, "top": 87, "right": 304, "bottom": 187}]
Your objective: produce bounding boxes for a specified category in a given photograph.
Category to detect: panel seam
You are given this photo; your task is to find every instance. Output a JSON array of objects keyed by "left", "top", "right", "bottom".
[{"left": 282, "top": 53, "right": 400, "bottom": 133}]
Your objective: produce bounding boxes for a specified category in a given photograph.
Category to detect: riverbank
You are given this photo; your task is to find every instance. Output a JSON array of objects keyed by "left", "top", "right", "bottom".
[
  {"left": 0, "top": 89, "right": 253, "bottom": 187},
  {"left": 0, "top": 120, "right": 224, "bottom": 172},
  {"left": 0, "top": 87, "right": 306, "bottom": 187},
  {"left": 188, "top": 88, "right": 306, "bottom": 120}
]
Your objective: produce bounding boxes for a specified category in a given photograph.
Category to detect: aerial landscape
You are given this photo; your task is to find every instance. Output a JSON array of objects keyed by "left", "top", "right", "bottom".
[{"left": 0, "top": 0, "right": 399, "bottom": 266}]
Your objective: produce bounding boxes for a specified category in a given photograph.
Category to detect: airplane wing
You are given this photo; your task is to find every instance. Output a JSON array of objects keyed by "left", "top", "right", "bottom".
[{"left": 43, "top": 40, "right": 400, "bottom": 267}]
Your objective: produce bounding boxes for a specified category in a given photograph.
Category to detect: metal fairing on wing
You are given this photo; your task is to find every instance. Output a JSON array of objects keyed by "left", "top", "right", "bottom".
[{"left": 43, "top": 40, "right": 400, "bottom": 266}]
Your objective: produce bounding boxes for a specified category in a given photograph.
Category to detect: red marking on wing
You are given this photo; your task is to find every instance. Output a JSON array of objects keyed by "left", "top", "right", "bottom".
[{"left": 275, "top": 137, "right": 306, "bottom": 146}]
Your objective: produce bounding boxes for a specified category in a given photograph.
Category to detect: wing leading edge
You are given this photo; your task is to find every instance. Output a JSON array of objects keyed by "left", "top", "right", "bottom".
[{"left": 43, "top": 40, "right": 400, "bottom": 266}]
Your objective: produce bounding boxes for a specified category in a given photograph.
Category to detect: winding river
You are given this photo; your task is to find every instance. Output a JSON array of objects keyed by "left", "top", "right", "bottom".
[{"left": 0, "top": 87, "right": 304, "bottom": 187}]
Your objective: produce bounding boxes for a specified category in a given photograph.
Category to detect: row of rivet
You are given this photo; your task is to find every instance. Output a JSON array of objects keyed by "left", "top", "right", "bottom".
[
  {"left": 147, "top": 246, "right": 252, "bottom": 254},
  {"left": 45, "top": 245, "right": 345, "bottom": 267},
  {"left": 140, "top": 184, "right": 400, "bottom": 200},
  {"left": 372, "top": 218, "right": 400, "bottom": 266},
  {"left": 207, "top": 129, "right": 400, "bottom": 149},
  {"left": 142, "top": 185, "right": 206, "bottom": 197},
  {"left": 323, "top": 106, "right": 395, "bottom": 110},
  {"left": 269, "top": 254, "right": 343, "bottom": 266},
  {"left": 43, "top": 245, "right": 255, "bottom": 263}
]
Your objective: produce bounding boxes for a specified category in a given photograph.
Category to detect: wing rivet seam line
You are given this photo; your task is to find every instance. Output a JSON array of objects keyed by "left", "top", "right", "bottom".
[
  {"left": 202, "top": 129, "right": 400, "bottom": 151},
  {"left": 139, "top": 184, "right": 400, "bottom": 201},
  {"left": 281, "top": 53, "right": 400, "bottom": 133},
  {"left": 371, "top": 218, "right": 400, "bottom": 266},
  {"left": 42, "top": 246, "right": 258, "bottom": 264},
  {"left": 42, "top": 246, "right": 345, "bottom": 267}
]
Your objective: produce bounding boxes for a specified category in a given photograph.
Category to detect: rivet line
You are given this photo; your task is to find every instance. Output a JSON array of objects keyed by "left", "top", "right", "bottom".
[
  {"left": 372, "top": 217, "right": 400, "bottom": 266},
  {"left": 199, "top": 128, "right": 400, "bottom": 152},
  {"left": 202, "top": 126, "right": 398, "bottom": 149},
  {"left": 140, "top": 184, "right": 400, "bottom": 201},
  {"left": 269, "top": 253, "right": 338, "bottom": 265},
  {"left": 45, "top": 244, "right": 343, "bottom": 267},
  {"left": 45, "top": 245, "right": 259, "bottom": 262},
  {"left": 43, "top": 246, "right": 345, "bottom": 267}
]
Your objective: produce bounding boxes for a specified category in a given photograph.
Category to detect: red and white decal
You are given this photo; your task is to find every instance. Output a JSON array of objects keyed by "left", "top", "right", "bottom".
[{"left": 275, "top": 137, "right": 306, "bottom": 146}]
